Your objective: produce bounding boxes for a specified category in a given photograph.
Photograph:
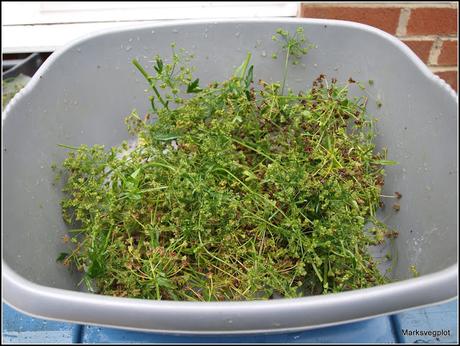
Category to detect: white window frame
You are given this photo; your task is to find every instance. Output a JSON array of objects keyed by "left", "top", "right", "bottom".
[{"left": 2, "top": 2, "right": 300, "bottom": 53}]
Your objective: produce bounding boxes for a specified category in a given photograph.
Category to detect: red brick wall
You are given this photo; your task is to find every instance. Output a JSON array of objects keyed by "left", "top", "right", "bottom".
[{"left": 299, "top": 2, "right": 458, "bottom": 92}]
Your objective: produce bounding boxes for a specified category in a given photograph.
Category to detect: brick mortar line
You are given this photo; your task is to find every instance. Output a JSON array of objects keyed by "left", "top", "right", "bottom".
[
  {"left": 396, "top": 8, "right": 410, "bottom": 36},
  {"left": 428, "top": 66, "right": 458, "bottom": 72},
  {"left": 300, "top": 3, "right": 458, "bottom": 9},
  {"left": 398, "top": 36, "right": 458, "bottom": 41},
  {"left": 439, "top": 37, "right": 459, "bottom": 41},
  {"left": 429, "top": 37, "right": 443, "bottom": 65}
]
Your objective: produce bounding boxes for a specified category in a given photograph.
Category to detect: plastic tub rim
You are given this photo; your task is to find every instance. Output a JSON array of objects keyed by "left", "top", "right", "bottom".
[
  {"left": 2, "top": 17, "right": 457, "bottom": 120},
  {"left": 2, "top": 261, "right": 458, "bottom": 334},
  {"left": 2, "top": 18, "right": 458, "bottom": 333}
]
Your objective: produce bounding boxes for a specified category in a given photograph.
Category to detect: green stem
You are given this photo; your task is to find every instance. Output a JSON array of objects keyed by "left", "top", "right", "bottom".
[
  {"left": 151, "top": 85, "right": 169, "bottom": 110},
  {"left": 132, "top": 59, "right": 150, "bottom": 81},
  {"left": 241, "top": 52, "right": 252, "bottom": 79},
  {"left": 230, "top": 137, "right": 275, "bottom": 163},
  {"left": 57, "top": 144, "right": 81, "bottom": 150},
  {"left": 281, "top": 45, "right": 291, "bottom": 95},
  {"left": 132, "top": 59, "right": 169, "bottom": 110}
]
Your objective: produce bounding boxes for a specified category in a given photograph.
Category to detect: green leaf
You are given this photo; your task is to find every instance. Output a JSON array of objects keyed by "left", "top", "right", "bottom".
[
  {"left": 56, "top": 252, "right": 68, "bottom": 262},
  {"left": 373, "top": 159, "right": 398, "bottom": 166},
  {"left": 242, "top": 169, "right": 256, "bottom": 181},
  {"left": 245, "top": 65, "right": 254, "bottom": 87},
  {"left": 157, "top": 276, "right": 174, "bottom": 289},
  {"left": 151, "top": 132, "right": 181, "bottom": 141},
  {"left": 87, "top": 257, "right": 105, "bottom": 278},
  {"left": 352, "top": 200, "right": 359, "bottom": 210},
  {"left": 232, "top": 115, "right": 243, "bottom": 123},
  {"left": 187, "top": 78, "right": 201, "bottom": 93},
  {"left": 154, "top": 57, "right": 163, "bottom": 73},
  {"left": 234, "top": 52, "right": 252, "bottom": 79},
  {"left": 130, "top": 168, "right": 142, "bottom": 179}
]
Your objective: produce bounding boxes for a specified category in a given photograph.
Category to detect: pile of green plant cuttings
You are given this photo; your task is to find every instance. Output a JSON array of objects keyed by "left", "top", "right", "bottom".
[{"left": 57, "top": 28, "right": 398, "bottom": 301}]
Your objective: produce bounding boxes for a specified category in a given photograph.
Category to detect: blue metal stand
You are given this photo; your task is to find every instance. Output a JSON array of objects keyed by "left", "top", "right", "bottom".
[{"left": 2, "top": 300, "right": 457, "bottom": 343}]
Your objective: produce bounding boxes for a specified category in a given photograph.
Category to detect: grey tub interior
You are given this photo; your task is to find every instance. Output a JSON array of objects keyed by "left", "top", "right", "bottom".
[{"left": 2, "top": 19, "right": 457, "bottom": 334}]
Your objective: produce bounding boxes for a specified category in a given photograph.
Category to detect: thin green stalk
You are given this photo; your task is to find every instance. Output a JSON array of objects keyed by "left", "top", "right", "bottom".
[
  {"left": 281, "top": 45, "right": 290, "bottom": 96},
  {"left": 132, "top": 58, "right": 169, "bottom": 110}
]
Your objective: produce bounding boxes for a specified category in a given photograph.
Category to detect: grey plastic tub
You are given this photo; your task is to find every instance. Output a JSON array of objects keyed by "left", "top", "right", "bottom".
[{"left": 2, "top": 19, "right": 458, "bottom": 334}]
